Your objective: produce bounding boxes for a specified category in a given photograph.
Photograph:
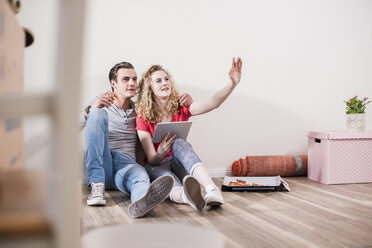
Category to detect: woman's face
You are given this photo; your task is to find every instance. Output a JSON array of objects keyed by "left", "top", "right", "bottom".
[{"left": 150, "top": 70, "right": 172, "bottom": 99}]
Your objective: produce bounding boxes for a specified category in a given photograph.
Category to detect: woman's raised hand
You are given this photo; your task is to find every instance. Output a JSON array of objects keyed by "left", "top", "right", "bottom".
[
  {"left": 157, "top": 132, "right": 177, "bottom": 158},
  {"left": 229, "top": 57, "right": 242, "bottom": 85}
]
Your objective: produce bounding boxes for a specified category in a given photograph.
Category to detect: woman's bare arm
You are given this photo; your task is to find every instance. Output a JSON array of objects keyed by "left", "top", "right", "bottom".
[
  {"left": 190, "top": 57, "right": 242, "bottom": 116},
  {"left": 137, "top": 130, "right": 177, "bottom": 165}
]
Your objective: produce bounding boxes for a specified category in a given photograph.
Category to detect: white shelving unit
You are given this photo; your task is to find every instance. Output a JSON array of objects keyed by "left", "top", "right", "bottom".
[{"left": 0, "top": 0, "right": 86, "bottom": 247}]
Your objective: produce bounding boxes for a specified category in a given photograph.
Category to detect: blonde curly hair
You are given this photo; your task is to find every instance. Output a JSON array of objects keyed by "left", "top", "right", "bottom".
[{"left": 136, "top": 65, "right": 181, "bottom": 123}]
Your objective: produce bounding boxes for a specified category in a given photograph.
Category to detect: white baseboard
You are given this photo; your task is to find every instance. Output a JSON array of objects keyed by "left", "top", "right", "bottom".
[
  {"left": 81, "top": 168, "right": 232, "bottom": 179},
  {"left": 208, "top": 169, "right": 233, "bottom": 178}
]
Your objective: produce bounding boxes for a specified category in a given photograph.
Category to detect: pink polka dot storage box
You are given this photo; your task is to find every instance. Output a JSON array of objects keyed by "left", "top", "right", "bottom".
[{"left": 307, "top": 131, "right": 372, "bottom": 184}]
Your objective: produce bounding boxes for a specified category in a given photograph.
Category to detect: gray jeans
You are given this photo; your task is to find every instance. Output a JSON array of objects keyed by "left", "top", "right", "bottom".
[{"left": 145, "top": 138, "right": 202, "bottom": 188}]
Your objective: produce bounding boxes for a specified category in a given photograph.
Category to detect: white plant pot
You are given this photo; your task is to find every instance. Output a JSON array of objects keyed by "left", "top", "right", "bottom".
[{"left": 346, "top": 113, "right": 366, "bottom": 132}]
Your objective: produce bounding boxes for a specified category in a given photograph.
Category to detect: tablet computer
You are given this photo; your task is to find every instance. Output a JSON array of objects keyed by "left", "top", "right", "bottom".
[{"left": 152, "top": 121, "right": 192, "bottom": 143}]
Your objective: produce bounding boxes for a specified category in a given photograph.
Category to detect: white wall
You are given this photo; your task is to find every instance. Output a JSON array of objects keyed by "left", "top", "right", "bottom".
[{"left": 18, "top": 0, "right": 372, "bottom": 172}]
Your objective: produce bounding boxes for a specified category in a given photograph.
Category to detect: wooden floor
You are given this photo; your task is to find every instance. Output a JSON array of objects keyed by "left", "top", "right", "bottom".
[{"left": 82, "top": 177, "right": 372, "bottom": 248}]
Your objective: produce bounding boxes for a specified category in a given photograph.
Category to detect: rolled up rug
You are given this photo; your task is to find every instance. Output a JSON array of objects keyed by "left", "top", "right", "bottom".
[{"left": 231, "top": 155, "right": 307, "bottom": 177}]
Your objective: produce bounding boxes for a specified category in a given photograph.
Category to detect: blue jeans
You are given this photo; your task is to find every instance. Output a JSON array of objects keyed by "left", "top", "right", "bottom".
[
  {"left": 145, "top": 138, "right": 202, "bottom": 188},
  {"left": 85, "top": 108, "right": 150, "bottom": 202}
]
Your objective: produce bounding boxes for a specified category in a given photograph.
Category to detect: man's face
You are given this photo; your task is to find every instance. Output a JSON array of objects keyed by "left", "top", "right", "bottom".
[{"left": 111, "top": 68, "right": 137, "bottom": 99}]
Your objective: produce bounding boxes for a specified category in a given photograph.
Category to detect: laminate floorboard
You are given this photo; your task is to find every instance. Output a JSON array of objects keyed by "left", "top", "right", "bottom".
[{"left": 82, "top": 177, "right": 372, "bottom": 248}]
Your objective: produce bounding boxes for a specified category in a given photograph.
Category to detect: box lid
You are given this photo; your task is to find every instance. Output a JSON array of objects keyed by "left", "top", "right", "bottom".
[{"left": 307, "top": 131, "right": 372, "bottom": 140}]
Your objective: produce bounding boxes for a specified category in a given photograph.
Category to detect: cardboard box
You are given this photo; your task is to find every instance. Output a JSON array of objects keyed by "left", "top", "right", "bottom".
[
  {"left": 307, "top": 131, "right": 372, "bottom": 184},
  {"left": 0, "top": 1, "right": 25, "bottom": 170},
  {"left": 0, "top": 1, "right": 24, "bottom": 170},
  {"left": 0, "top": 0, "right": 24, "bottom": 94},
  {"left": 0, "top": 170, "right": 50, "bottom": 236}
]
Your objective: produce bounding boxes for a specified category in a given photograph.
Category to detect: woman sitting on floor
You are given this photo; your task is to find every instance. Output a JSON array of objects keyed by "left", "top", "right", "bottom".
[{"left": 135, "top": 57, "right": 243, "bottom": 210}]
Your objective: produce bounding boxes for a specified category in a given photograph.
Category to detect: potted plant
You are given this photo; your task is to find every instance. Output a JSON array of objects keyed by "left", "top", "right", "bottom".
[{"left": 344, "top": 95, "right": 371, "bottom": 132}]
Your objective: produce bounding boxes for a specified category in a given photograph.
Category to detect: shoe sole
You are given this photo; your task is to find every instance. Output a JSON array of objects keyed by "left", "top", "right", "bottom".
[
  {"left": 183, "top": 176, "right": 205, "bottom": 211},
  {"left": 87, "top": 198, "right": 106, "bottom": 206},
  {"left": 128, "top": 175, "right": 174, "bottom": 218},
  {"left": 206, "top": 200, "right": 223, "bottom": 207}
]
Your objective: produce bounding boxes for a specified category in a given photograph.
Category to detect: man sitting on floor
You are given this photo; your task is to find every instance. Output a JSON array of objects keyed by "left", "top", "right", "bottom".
[{"left": 79, "top": 61, "right": 192, "bottom": 218}]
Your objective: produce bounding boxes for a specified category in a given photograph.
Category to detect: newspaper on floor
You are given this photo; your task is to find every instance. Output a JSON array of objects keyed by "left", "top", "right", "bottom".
[{"left": 221, "top": 176, "right": 290, "bottom": 192}]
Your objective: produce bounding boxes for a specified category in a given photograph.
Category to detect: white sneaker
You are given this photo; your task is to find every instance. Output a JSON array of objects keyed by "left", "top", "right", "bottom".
[
  {"left": 128, "top": 175, "right": 174, "bottom": 218},
  {"left": 204, "top": 186, "right": 224, "bottom": 206},
  {"left": 87, "top": 182, "right": 106, "bottom": 206},
  {"left": 182, "top": 176, "right": 205, "bottom": 211}
]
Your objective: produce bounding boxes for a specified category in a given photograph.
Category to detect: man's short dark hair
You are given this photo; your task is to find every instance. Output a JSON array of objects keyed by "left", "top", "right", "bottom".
[{"left": 109, "top": 62, "right": 134, "bottom": 91}]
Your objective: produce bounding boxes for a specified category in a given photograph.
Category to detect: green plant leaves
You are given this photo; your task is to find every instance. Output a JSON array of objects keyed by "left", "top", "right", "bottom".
[{"left": 344, "top": 96, "right": 371, "bottom": 114}]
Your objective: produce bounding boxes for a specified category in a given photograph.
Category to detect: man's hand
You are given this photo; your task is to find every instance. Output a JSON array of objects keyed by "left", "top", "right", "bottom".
[
  {"left": 91, "top": 91, "right": 115, "bottom": 110},
  {"left": 157, "top": 132, "right": 177, "bottom": 158},
  {"left": 229, "top": 57, "right": 242, "bottom": 85},
  {"left": 179, "top": 93, "right": 193, "bottom": 107}
]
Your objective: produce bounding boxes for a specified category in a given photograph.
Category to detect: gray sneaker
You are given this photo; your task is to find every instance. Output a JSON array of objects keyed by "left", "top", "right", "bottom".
[
  {"left": 183, "top": 176, "right": 205, "bottom": 211},
  {"left": 87, "top": 182, "right": 106, "bottom": 206},
  {"left": 128, "top": 175, "right": 174, "bottom": 218}
]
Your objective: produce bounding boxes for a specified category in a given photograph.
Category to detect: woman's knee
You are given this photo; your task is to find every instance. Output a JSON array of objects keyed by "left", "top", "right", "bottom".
[{"left": 172, "top": 138, "right": 190, "bottom": 149}]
